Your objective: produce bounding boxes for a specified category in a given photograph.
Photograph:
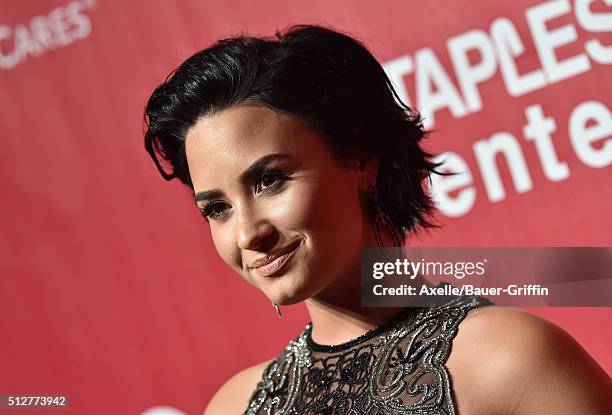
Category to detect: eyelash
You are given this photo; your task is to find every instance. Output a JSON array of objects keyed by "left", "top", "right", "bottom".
[{"left": 199, "top": 170, "right": 290, "bottom": 221}]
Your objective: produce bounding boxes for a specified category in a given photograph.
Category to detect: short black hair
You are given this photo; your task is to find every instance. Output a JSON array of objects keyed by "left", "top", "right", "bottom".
[{"left": 144, "top": 24, "right": 446, "bottom": 244}]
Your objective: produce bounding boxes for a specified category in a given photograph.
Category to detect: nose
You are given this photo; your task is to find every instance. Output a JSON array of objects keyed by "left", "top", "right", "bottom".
[{"left": 234, "top": 202, "right": 275, "bottom": 251}]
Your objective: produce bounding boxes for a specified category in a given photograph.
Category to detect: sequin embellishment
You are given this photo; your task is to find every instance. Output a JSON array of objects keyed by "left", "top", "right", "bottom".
[{"left": 245, "top": 293, "right": 493, "bottom": 415}]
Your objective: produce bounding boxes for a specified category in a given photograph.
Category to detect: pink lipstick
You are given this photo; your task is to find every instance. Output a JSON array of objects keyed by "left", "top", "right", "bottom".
[{"left": 249, "top": 240, "right": 300, "bottom": 277}]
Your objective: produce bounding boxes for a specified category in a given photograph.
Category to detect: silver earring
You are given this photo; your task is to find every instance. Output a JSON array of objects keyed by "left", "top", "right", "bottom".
[
  {"left": 272, "top": 301, "right": 282, "bottom": 318},
  {"left": 366, "top": 184, "right": 403, "bottom": 248}
]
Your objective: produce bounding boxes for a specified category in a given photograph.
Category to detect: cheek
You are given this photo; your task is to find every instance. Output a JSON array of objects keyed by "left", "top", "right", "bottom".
[
  {"left": 210, "top": 228, "right": 234, "bottom": 268},
  {"left": 210, "top": 226, "right": 255, "bottom": 284},
  {"left": 280, "top": 174, "right": 363, "bottom": 245}
]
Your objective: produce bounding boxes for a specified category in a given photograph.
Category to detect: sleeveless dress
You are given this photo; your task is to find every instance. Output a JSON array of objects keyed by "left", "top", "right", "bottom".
[{"left": 245, "top": 287, "right": 494, "bottom": 415}]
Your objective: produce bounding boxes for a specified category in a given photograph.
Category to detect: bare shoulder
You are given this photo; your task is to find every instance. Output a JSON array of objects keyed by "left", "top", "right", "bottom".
[
  {"left": 203, "top": 358, "right": 274, "bottom": 415},
  {"left": 448, "top": 306, "right": 612, "bottom": 415}
]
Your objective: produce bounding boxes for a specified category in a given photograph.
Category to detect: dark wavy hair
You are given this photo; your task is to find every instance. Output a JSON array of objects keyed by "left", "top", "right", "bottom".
[{"left": 144, "top": 24, "right": 446, "bottom": 244}]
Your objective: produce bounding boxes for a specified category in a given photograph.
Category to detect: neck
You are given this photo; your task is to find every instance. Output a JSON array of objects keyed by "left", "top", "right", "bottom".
[{"left": 303, "top": 226, "right": 429, "bottom": 346}]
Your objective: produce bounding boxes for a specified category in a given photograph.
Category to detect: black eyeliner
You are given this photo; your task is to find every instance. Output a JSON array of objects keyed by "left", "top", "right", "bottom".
[{"left": 198, "top": 167, "right": 295, "bottom": 222}]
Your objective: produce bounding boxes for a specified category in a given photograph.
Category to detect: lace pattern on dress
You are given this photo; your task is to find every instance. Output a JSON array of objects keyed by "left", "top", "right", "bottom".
[{"left": 245, "top": 294, "right": 493, "bottom": 415}]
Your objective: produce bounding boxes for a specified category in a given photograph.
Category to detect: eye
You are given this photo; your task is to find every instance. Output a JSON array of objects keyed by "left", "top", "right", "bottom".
[
  {"left": 255, "top": 170, "right": 288, "bottom": 194},
  {"left": 199, "top": 201, "right": 229, "bottom": 221},
  {"left": 198, "top": 169, "right": 291, "bottom": 222}
]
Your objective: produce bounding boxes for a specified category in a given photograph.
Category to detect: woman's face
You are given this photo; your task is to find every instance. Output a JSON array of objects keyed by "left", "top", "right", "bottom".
[{"left": 185, "top": 104, "right": 373, "bottom": 305}]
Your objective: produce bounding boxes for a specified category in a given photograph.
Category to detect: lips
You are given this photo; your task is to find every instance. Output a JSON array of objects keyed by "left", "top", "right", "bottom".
[{"left": 248, "top": 240, "right": 301, "bottom": 277}]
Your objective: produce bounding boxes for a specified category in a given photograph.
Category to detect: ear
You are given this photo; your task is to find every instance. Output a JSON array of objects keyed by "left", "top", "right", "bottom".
[{"left": 357, "top": 152, "right": 379, "bottom": 192}]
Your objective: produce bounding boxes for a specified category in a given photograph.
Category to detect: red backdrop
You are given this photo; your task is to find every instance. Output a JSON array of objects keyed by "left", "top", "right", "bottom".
[{"left": 0, "top": 0, "right": 610, "bottom": 414}]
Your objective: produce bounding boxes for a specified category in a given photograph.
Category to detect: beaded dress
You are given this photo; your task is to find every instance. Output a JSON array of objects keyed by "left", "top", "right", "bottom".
[{"left": 244, "top": 287, "right": 493, "bottom": 415}]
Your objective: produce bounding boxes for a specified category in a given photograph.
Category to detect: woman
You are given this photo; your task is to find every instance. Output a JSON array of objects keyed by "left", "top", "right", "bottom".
[{"left": 144, "top": 24, "right": 611, "bottom": 414}]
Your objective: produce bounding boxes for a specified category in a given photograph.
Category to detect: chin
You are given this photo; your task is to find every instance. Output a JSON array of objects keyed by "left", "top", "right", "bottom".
[{"left": 264, "top": 270, "right": 318, "bottom": 306}]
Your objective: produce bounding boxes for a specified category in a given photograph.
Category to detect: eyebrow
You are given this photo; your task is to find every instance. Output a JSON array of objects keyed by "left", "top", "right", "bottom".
[{"left": 194, "top": 153, "right": 292, "bottom": 203}]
